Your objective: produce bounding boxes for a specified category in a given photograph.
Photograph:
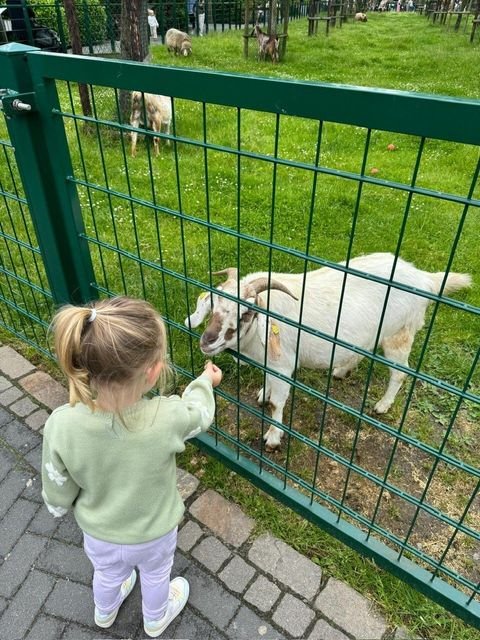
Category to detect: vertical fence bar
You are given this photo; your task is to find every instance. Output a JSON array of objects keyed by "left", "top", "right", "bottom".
[{"left": 0, "top": 43, "right": 96, "bottom": 305}]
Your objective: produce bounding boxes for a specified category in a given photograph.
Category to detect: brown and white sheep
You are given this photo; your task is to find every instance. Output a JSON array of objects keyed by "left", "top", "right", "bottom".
[{"left": 165, "top": 28, "right": 192, "bottom": 56}]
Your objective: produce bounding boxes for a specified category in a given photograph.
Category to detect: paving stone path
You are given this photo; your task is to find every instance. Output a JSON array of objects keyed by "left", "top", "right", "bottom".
[{"left": 0, "top": 344, "right": 412, "bottom": 640}]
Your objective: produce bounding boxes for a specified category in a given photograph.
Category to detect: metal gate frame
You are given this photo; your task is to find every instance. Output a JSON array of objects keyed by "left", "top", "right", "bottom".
[{"left": 1, "top": 42, "right": 479, "bottom": 627}]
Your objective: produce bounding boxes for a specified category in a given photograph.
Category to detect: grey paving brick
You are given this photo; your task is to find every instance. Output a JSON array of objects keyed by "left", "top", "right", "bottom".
[
  {"left": 61, "top": 624, "right": 97, "bottom": 640},
  {"left": 227, "top": 605, "right": 286, "bottom": 640},
  {"left": 177, "top": 467, "right": 200, "bottom": 501},
  {"left": 219, "top": 556, "right": 256, "bottom": 594},
  {"left": 244, "top": 575, "right": 281, "bottom": 612},
  {"left": 308, "top": 618, "right": 350, "bottom": 640},
  {"left": 169, "top": 606, "right": 225, "bottom": 640},
  {"left": 0, "top": 498, "right": 39, "bottom": 556},
  {"left": 0, "top": 569, "right": 55, "bottom": 640},
  {"left": 0, "top": 417, "right": 41, "bottom": 454},
  {"left": 19, "top": 371, "right": 68, "bottom": 410},
  {"left": 248, "top": 533, "right": 322, "bottom": 601},
  {"left": 25, "top": 408, "right": 49, "bottom": 431},
  {"left": 172, "top": 550, "right": 190, "bottom": 577},
  {"left": 0, "top": 531, "right": 48, "bottom": 597},
  {"left": 28, "top": 504, "right": 61, "bottom": 536},
  {"left": 0, "top": 596, "right": 6, "bottom": 616},
  {"left": 0, "top": 470, "right": 34, "bottom": 519},
  {"left": 54, "top": 512, "right": 83, "bottom": 545},
  {"left": 0, "top": 376, "right": 12, "bottom": 392},
  {"left": 10, "top": 396, "right": 38, "bottom": 418},
  {"left": 22, "top": 475, "right": 44, "bottom": 503},
  {"left": 0, "top": 406, "right": 14, "bottom": 427},
  {"left": 272, "top": 593, "right": 316, "bottom": 638},
  {"left": 191, "top": 535, "right": 231, "bottom": 572},
  {"left": 0, "top": 346, "right": 36, "bottom": 379},
  {"left": 44, "top": 579, "right": 95, "bottom": 627},
  {"left": 37, "top": 539, "right": 92, "bottom": 584},
  {"left": 185, "top": 563, "right": 240, "bottom": 629},
  {"left": 0, "top": 386, "right": 23, "bottom": 406},
  {"left": 314, "top": 578, "right": 388, "bottom": 640},
  {"left": 25, "top": 443, "right": 42, "bottom": 472},
  {"left": 177, "top": 520, "right": 203, "bottom": 552},
  {"left": 190, "top": 489, "right": 255, "bottom": 547},
  {"left": 0, "top": 446, "right": 16, "bottom": 483},
  {"left": 25, "top": 613, "right": 66, "bottom": 640}
]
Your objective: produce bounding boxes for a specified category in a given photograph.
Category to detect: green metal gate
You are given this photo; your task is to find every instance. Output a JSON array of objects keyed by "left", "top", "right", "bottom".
[{"left": 1, "top": 42, "right": 479, "bottom": 627}]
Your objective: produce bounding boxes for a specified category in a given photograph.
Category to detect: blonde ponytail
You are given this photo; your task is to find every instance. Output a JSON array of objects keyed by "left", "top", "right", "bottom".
[
  {"left": 51, "top": 297, "right": 170, "bottom": 412},
  {"left": 52, "top": 305, "right": 96, "bottom": 409}
]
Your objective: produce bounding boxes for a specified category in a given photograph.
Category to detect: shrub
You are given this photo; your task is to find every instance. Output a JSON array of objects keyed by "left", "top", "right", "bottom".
[{"left": 30, "top": 0, "right": 108, "bottom": 48}]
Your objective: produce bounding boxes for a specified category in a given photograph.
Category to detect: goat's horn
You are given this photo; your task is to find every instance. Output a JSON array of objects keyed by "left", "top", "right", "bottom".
[
  {"left": 212, "top": 267, "right": 238, "bottom": 281},
  {"left": 248, "top": 277, "right": 298, "bottom": 300}
]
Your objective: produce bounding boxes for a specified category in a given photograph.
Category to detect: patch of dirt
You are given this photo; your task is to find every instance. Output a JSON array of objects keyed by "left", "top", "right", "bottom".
[{"left": 212, "top": 368, "right": 480, "bottom": 596}]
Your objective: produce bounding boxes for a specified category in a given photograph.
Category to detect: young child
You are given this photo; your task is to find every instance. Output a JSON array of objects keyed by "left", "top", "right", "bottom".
[
  {"left": 148, "top": 8, "right": 159, "bottom": 40},
  {"left": 41, "top": 296, "right": 222, "bottom": 638}
]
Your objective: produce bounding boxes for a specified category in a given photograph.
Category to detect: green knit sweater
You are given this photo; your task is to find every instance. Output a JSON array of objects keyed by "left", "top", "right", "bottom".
[{"left": 41, "top": 374, "right": 215, "bottom": 544}]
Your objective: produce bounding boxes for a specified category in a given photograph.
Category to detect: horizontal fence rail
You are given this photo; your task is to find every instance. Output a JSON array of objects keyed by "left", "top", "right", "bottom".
[{"left": 1, "top": 43, "right": 479, "bottom": 627}]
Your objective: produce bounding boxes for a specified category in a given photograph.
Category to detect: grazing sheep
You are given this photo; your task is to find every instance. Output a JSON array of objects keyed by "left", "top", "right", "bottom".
[
  {"left": 130, "top": 91, "right": 172, "bottom": 157},
  {"left": 165, "top": 28, "right": 192, "bottom": 56},
  {"left": 355, "top": 12, "right": 368, "bottom": 21},
  {"left": 187, "top": 254, "right": 471, "bottom": 450},
  {"left": 254, "top": 25, "right": 279, "bottom": 63}
]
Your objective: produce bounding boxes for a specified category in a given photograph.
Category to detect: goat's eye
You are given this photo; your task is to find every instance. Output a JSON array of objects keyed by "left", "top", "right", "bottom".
[{"left": 225, "top": 328, "right": 236, "bottom": 340}]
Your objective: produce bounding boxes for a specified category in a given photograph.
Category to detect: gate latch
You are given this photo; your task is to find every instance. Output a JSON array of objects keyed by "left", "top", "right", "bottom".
[{"left": 0, "top": 90, "right": 36, "bottom": 117}]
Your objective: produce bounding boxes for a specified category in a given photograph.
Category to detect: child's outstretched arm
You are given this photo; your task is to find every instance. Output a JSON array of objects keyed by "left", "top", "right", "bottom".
[
  {"left": 180, "top": 361, "right": 223, "bottom": 441},
  {"left": 41, "top": 432, "right": 80, "bottom": 518}
]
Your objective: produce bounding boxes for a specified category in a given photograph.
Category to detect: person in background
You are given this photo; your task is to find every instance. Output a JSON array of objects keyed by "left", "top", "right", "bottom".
[
  {"left": 148, "top": 8, "right": 159, "bottom": 40},
  {"left": 41, "top": 296, "right": 222, "bottom": 638}
]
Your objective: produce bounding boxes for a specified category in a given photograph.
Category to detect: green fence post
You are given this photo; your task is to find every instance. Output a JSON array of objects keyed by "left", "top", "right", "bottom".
[{"left": 0, "top": 43, "right": 96, "bottom": 305}]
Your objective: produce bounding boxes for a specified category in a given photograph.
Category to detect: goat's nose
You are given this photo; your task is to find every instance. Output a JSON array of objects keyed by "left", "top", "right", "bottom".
[{"left": 201, "top": 330, "right": 218, "bottom": 346}]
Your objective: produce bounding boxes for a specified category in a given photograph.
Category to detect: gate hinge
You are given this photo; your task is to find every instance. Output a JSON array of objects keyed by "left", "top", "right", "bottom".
[{"left": 0, "top": 90, "right": 37, "bottom": 117}]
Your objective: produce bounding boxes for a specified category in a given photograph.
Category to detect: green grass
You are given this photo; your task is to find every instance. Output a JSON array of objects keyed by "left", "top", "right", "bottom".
[{"left": 1, "top": 12, "right": 480, "bottom": 639}]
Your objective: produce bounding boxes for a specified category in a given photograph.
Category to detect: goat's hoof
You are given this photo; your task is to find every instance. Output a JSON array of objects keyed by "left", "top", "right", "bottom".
[{"left": 374, "top": 399, "right": 391, "bottom": 414}]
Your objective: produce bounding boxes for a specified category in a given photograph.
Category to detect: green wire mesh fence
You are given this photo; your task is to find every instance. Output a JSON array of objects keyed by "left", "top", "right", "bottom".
[
  {"left": 0, "top": 0, "right": 310, "bottom": 53},
  {"left": 0, "top": 45, "right": 479, "bottom": 625}
]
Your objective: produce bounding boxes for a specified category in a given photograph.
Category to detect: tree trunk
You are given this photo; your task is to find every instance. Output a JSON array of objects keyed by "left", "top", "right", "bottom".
[
  {"left": 119, "top": 0, "right": 149, "bottom": 123},
  {"left": 63, "top": 0, "right": 92, "bottom": 117}
]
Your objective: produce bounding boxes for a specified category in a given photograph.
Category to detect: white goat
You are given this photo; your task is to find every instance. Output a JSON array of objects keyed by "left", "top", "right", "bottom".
[
  {"left": 165, "top": 28, "right": 192, "bottom": 56},
  {"left": 355, "top": 12, "right": 368, "bottom": 21},
  {"left": 186, "top": 253, "right": 471, "bottom": 450},
  {"left": 130, "top": 91, "right": 172, "bottom": 157}
]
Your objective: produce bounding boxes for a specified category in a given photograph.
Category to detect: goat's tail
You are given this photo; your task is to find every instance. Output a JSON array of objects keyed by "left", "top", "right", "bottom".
[{"left": 429, "top": 271, "right": 472, "bottom": 296}]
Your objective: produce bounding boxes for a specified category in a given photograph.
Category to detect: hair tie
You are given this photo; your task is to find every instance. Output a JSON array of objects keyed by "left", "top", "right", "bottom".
[{"left": 88, "top": 308, "right": 97, "bottom": 322}]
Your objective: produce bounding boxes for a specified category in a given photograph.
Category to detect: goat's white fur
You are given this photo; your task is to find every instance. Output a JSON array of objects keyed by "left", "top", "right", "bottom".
[{"left": 195, "top": 253, "right": 471, "bottom": 450}]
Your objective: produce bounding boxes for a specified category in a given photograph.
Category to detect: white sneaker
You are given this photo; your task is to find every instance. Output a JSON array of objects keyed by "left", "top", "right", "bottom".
[
  {"left": 143, "top": 577, "right": 190, "bottom": 638},
  {"left": 95, "top": 569, "right": 137, "bottom": 628}
]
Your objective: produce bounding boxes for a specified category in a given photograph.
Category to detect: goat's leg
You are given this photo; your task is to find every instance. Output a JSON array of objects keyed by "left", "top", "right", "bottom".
[
  {"left": 263, "top": 378, "right": 291, "bottom": 450},
  {"left": 164, "top": 115, "right": 172, "bottom": 147},
  {"left": 374, "top": 327, "right": 414, "bottom": 414},
  {"left": 130, "top": 110, "right": 140, "bottom": 157},
  {"left": 152, "top": 118, "right": 160, "bottom": 157}
]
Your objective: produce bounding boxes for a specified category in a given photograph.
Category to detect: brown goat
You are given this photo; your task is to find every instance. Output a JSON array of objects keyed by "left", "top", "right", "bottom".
[
  {"left": 254, "top": 25, "right": 279, "bottom": 63},
  {"left": 130, "top": 91, "right": 172, "bottom": 157}
]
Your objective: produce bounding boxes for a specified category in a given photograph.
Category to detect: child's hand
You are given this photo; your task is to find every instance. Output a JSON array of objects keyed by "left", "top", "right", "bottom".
[{"left": 203, "top": 361, "right": 223, "bottom": 387}]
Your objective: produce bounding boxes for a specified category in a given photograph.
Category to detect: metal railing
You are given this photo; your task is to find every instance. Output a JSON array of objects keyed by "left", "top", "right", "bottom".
[{"left": 0, "top": 43, "right": 479, "bottom": 627}]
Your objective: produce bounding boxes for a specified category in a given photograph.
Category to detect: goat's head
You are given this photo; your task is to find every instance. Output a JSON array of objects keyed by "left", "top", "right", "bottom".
[
  {"left": 197, "top": 268, "right": 297, "bottom": 356},
  {"left": 181, "top": 40, "right": 192, "bottom": 56}
]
